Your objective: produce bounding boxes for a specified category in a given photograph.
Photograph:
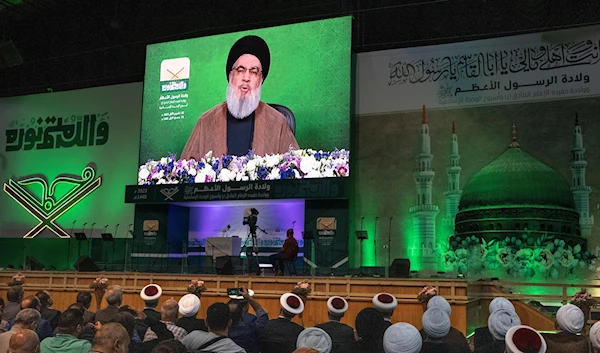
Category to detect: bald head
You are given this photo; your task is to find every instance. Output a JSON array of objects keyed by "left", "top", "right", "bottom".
[
  {"left": 92, "top": 323, "right": 130, "bottom": 353},
  {"left": 8, "top": 329, "right": 40, "bottom": 353},
  {"left": 20, "top": 296, "right": 41, "bottom": 311},
  {"left": 161, "top": 299, "right": 179, "bottom": 322}
]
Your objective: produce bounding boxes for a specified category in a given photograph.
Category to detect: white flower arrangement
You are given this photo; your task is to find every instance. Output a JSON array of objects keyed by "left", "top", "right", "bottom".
[{"left": 138, "top": 149, "right": 349, "bottom": 185}]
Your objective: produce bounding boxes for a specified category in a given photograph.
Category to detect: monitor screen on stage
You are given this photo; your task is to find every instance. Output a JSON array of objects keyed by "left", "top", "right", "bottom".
[{"left": 138, "top": 17, "right": 351, "bottom": 185}]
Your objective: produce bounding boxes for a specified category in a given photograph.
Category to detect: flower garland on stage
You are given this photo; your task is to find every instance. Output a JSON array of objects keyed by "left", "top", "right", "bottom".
[
  {"left": 138, "top": 149, "right": 349, "bottom": 185},
  {"left": 441, "top": 233, "right": 597, "bottom": 279}
]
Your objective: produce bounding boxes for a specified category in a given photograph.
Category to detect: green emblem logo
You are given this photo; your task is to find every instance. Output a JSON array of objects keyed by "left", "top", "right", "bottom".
[{"left": 3, "top": 165, "right": 102, "bottom": 238}]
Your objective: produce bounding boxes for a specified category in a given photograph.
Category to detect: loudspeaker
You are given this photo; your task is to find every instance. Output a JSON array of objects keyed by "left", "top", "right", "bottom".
[
  {"left": 215, "top": 256, "right": 233, "bottom": 275},
  {"left": 389, "top": 258, "right": 411, "bottom": 278},
  {"left": 74, "top": 256, "right": 99, "bottom": 272},
  {"left": 25, "top": 256, "right": 44, "bottom": 271}
]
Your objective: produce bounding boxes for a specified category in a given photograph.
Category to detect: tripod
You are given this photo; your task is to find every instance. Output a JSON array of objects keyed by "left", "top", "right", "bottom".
[{"left": 241, "top": 228, "right": 261, "bottom": 275}]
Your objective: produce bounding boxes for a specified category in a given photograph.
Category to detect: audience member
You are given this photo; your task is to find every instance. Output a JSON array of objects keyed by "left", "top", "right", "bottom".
[
  {"left": 0, "top": 309, "right": 40, "bottom": 353},
  {"left": 228, "top": 287, "right": 268, "bottom": 353},
  {"left": 315, "top": 296, "right": 354, "bottom": 353},
  {"left": 228, "top": 289, "right": 257, "bottom": 325},
  {"left": 421, "top": 295, "right": 470, "bottom": 353},
  {"left": 505, "top": 325, "right": 546, "bottom": 353},
  {"left": 35, "top": 290, "right": 61, "bottom": 331},
  {"left": 151, "top": 339, "right": 187, "bottom": 353},
  {"left": 590, "top": 320, "right": 600, "bottom": 353},
  {"left": 0, "top": 298, "right": 8, "bottom": 332},
  {"left": 296, "top": 328, "right": 332, "bottom": 353},
  {"left": 372, "top": 293, "right": 397, "bottom": 327},
  {"left": 382, "top": 322, "right": 422, "bottom": 353},
  {"left": 75, "top": 291, "right": 95, "bottom": 324},
  {"left": 542, "top": 304, "right": 588, "bottom": 353},
  {"left": 473, "top": 297, "right": 515, "bottom": 349},
  {"left": 4, "top": 286, "right": 24, "bottom": 322},
  {"left": 352, "top": 308, "right": 387, "bottom": 353},
  {"left": 7, "top": 328, "right": 39, "bottom": 353},
  {"left": 111, "top": 310, "right": 174, "bottom": 353},
  {"left": 143, "top": 299, "right": 187, "bottom": 342},
  {"left": 474, "top": 308, "right": 521, "bottom": 353},
  {"left": 89, "top": 322, "right": 130, "bottom": 353},
  {"left": 175, "top": 294, "right": 207, "bottom": 333},
  {"left": 95, "top": 285, "right": 123, "bottom": 324},
  {"left": 141, "top": 284, "right": 163, "bottom": 323},
  {"left": 39, "top": 308, "right": 91, "bottom": 353},
  {"left": 68, "top": 303, "right": 95, "bottom": 342},
  {"left": 181, "top": 302, "right": 245, "bottom": 352},
  {"left": 420, "top": 307, "right": 453, "bottom": 353},
  {"left": 259, "top": 293, "right": 305, "bottom": 353},
  {"left": 118, "top": 306, "right": 146, "bottom": 343},
  {"left": 19, "top": 296, "right": 52, "bottom": 341}
]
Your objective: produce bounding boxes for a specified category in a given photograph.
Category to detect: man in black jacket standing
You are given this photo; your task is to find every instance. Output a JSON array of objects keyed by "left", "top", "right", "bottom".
[{"left": 316, "top": 296, "right": 355, "bottom": 353}]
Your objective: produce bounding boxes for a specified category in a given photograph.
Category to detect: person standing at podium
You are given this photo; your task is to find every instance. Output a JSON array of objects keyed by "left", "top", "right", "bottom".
[{"left": 269, "top": 229, "right": 298, "bottom": 276}]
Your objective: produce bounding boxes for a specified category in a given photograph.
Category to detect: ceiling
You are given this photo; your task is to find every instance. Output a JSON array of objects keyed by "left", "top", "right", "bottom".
[{"left": 0, "top": 0, "right": 598, "bottom": 97}]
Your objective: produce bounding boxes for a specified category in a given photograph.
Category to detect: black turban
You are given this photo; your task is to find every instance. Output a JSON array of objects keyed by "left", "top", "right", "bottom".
[{"left": 226, "top": 35, "right": 271, "bottom": 82}]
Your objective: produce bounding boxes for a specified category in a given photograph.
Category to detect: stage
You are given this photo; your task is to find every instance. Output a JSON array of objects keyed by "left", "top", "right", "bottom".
[{"left": 0, "top": 270, "right": 564, "bottom": 335}]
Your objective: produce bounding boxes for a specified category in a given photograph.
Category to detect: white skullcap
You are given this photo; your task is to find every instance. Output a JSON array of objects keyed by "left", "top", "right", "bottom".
[
  {"left": 489, "top": 297, "right": 515, "bottom": 314},
  {"left": 383, "top": 322, "right": 422, "bottom": 353},
  {"left": 556, "top": 304, "right": 584, "bottom": 334},
  {"left": 505, "top": 325, "right": 546, "bottom": 353},
  {"left": 327, "top": 296, "right": 348, "bottom": 316},
  {"left": 296, "top": 328, "right": 332, "bottom": 353},
  {"left": 422, "top": 307, "right": 450, "bottom": 339},
  {"left": 140, "top": 284, "right": 162, "bottom": 301},
  {"left": 427, "top": 295, "right": 451, "bottom": 316},
  {"left": 280, "top": 293, "right": 304, "bottom": 315},
  {"left": 488, "top": 308, "right": 521, "bottom": 340},
  {"left": 229, "top": 289, "right": 254, "bottom": 300},
  {"left": 589, "top": 321, "right": 600, "bottom": 349},
  {"left": 178, "top": 294, "right": 200, "bottom": 317},
  {"left": 372, "top": 293, "right": 398, "bottom": 312}
]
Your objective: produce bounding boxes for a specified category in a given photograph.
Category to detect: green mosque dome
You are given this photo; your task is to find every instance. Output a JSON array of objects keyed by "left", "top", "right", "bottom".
[{"left": 459, "top": 147, "right": 575, "bottom": 211}]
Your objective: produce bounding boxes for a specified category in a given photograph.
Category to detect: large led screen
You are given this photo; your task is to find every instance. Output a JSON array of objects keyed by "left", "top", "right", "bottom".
[{"left": 138, "top": 17, "right": 351, "bottom": 184}]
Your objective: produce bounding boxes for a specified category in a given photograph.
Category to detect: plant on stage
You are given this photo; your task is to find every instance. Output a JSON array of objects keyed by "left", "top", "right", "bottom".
[
  {"left": 7, "top": 272, "right": 25, "bottom": 286},
  {"left": 187, "top": 279, "right": 207, "bottom": 296},
  {"left": 89, "top": 277, "right": 109, "bottom": 290},
  {"left": 571, "top": 288, "right": 597, "bottom": 309},
  {"left": 138, "top": 149, "right": 350, "bottom": 185},
  {"left": 292, "top": 279, "right": 312, "bottom": 299},
  {"left": 443, "top": 233, "right": 597, "bottom": 279},
  {"left": 417, "top": 285, "right": 437, "bottom": 303}
]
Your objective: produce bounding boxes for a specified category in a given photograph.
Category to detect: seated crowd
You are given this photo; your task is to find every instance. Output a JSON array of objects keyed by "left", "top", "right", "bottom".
[{"left": 0, "top": 283, "right": 598, "bottom": 353}]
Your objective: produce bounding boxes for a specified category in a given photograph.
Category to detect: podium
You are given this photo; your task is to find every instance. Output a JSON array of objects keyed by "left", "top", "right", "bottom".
[{"left": 205, "top": 237, "right": 242, "bottom": 257}]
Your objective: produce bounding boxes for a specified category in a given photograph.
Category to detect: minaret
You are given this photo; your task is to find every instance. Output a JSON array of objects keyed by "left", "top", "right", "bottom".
[
  {"left": 409, "top": 105, "right": 439, "bottom": 260},
  {"left": 443, "top": 122, "right": 462, "bottom": 230},
  {"left": 570, "top": 113, "right": 593, "bottom": 238}
]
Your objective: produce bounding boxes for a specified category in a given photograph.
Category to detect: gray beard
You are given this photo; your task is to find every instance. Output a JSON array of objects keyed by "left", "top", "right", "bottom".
[{"left": 226, "top": 83, "right": 261, "bottom": 119}]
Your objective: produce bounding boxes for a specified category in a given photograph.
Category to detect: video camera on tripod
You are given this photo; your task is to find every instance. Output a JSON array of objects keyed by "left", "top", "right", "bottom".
[{"left": 243, "top": 208, "right": 259, "bottom": 235}]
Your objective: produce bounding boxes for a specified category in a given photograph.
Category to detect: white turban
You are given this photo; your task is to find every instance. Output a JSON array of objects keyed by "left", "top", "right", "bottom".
[
  {"left": 427, "top": 295, "right": 451, "bottom": 316},
  {"left": 590, "top": 321, "right": 600, "bottom": 349},
  {"left": 556, "top": 304, "right": 584, "bottom": 334},
  {"left": 489, "top": 297, "right": 515, "bottom": 314},
  {"left": 488, "top": 308, "right": 521, "bottom": 340},
  {"left": 383, "top": 323, "right": 422, "bottom": 353},
  {"left": 422, "top": 307, "right": 450, "bottom": 339},
  {"left": 178, "top": 294, "right": 200, "bottom": 317},
  {"left": 296, "top": 328, "right": 332, "bottom": 353}
]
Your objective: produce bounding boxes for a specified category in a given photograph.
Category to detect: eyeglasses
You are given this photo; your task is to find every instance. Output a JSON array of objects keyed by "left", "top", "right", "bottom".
[{"left": 232, "top": 65, "right": 262, "bottom": 78}]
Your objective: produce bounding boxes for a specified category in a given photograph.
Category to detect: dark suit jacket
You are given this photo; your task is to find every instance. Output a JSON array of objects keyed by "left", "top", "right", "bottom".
[
  {"left": 420, "top": 341, "right": 459, "bottom": 353},
  {"left": 315, "top": 321, "right": 355, "bottom": 353},
  {"left": 420, "top": 326, "right": 471, "bottom": 353},
  {"left": 143, "top": 308, "right": 161, "bottom": 323},
  {"left": 176, "top": 316, "right": 207, "bottom": 333},
  {"left": 542, "top": 332, "right": 590, "bottom": 353},
  {"left": 41, "top": 307, "right": 61, "bottom": 330},
  {"left": 95, "top": 305, "right": 120, "bottom": 324},
  {"left": 83, "top": 309, "right": 95, "bottom": 324},
  {"left": 259, "top": 318, "right": 304, "bottom": 353},
  {"left": 473, "top": 339, "right": 505, "bottom": 353}
]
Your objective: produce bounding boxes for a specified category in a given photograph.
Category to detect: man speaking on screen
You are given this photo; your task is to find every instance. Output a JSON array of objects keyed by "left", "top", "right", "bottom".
[{"left": 181, "top": 35, "right": 299, "bottom": 160}]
